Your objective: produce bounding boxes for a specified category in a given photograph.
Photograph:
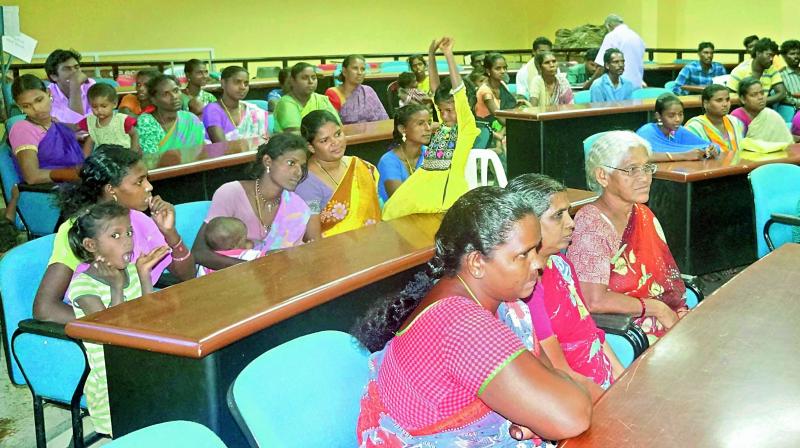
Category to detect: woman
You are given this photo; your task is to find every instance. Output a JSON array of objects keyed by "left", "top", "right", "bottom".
[
  {"left": 407, "top": 54, "right": 430, "bottom": 95},
  {"left": 119, "top": 69, "right": 159, "bottom": 118},
  {"left": 32, "top": 145, "right": 196, "bottom": 324},
  {"left": 353, "top": 187, "right": 592, "bottom": 447},
  {"left": 508, "top": 174, "right": 624, "bottom": 395},
  {"left": 136, "top": 75, "right": 205, "bottom": 153},
  {"left": 273, "top": 63, "right": 340, "bottom": 133},
  {"left": 729, "top": 77, "right": 794, "bottom": 146},
  {"left": 193, "top": 133, "right": 320, "bottom": 270},
  {"left": 325, "top": 55, "right": 388, "bottom": 124},
  {"left": 567, "top": 131, "right": 688, "bottom": 341},
  {"left": 8, "top": 74, "right": 84, "bottom": 185},
  {"left": 528, "top": 51, "right": 574, "bottom": 107},
  {"left": 636, "top": 93, "right": 718, "bottom": 162},
  {"left": 685, "top": 84, "right": 746, "bottom": 152},
  {"left": 377, "top": 104, "right": 432, "bottom": 202},
  {"left": 381, "top": 37, "right": 480, "bottom": 221},
  {"left": 474, "top": 53, "right": 520, "bottom": 126},
  {"left": 203, "top": 66, "right": 268, "bottom": 142},
  {"left": 295, "top": 110, "right": 381, "bottom": 237}
]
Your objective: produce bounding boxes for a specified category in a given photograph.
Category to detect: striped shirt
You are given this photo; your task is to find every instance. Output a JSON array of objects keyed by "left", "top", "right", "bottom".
[
  {"left": 780, "top": 68, "right": 800, "bottom": 108},
  {"left": 69, "top": 264, "right": 143, "bottom": 436},
  {"left": 727, "top": 60, "right": 784, "bottom": 93},
  {"left": 672, "top": 61, "right": 728, "bottom": 95}
]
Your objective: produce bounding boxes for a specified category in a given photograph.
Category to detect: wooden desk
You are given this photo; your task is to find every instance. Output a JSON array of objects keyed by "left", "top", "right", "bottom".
[
  {"left": 497, "top": 96, "right": 718, "bottom": 189},
  {"left": 561, "top": 243, "right": 800, "bottom": 447},
  {"left": 64, "top": 189, "right": 594, "bottom": 445},
  {"left": 146, "top": 120, "right": 395, "bottom": 204},
  {"left": 649, "top": 145, "right": 800, "bottom": 274},
  {"left": 642, "top": 62, "right": 737, "bottom": 88}
]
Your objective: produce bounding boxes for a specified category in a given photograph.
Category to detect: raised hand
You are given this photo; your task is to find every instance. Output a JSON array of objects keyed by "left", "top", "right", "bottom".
[
  {"left": 135, "top": 246, "right": 171, "bottom": 274},
  {"left": 148, "top": 195, "right": 176, "bottom": 233},
  {"left": 440, "top": 37, "right": 454, "bottom": 55}
]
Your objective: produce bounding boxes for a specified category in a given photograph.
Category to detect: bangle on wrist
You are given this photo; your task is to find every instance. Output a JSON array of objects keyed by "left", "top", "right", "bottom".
[
  {"left": 637, "top": 298, "right": 646, "bottom": 319},
  {"left": 172, "top": 248, "right": 191, "bottom": 263},
  {"left": 666, "top": 152, "right": 674, "bottom": 161},
  {"left": 168, "top": 237, "right": 183, "bottom": 250}
]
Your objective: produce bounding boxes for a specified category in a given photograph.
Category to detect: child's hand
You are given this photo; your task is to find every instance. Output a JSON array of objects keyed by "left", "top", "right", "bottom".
[
  {"left": 149, "top": 195, "right": 176, "bottom": 233},
  {"left": 135, "top": 246, "right": 171, "bottom": 274},
  {"left": 440, "top": 37, "right": 455, "bottom": 55},
  {"left": 94, "top": 256, "right": 126, "bottom": 291},
  {"left": 428, "top": 39, "right": 442, "bottom": 55}
]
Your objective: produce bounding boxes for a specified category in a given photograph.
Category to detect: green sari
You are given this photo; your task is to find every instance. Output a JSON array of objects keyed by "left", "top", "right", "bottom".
[
  {"left": 136, "top": 111, "right": 206, "bottom": 154},
  {"left": 273, "top": 93, "right": 340, "bottom": 132}
]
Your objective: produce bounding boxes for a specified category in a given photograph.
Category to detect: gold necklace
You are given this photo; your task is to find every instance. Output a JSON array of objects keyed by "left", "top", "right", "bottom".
[
  {"left": 455, "top": 274, "right": 482, "bottom": 308},
  {"left": 315, "top": 159, "right": 346, "bottom": 186},
  {"left": 399, "top": 143, "right": 416, "bottom": 175},
  {"left": 219, "top": 98, "right": 243, "bottom": 127},
  {"left": 254, "top": 178, "right": 281, "bottom": 235}
]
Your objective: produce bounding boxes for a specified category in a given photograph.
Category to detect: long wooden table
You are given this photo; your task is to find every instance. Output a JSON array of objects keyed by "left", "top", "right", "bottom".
[
  {"left": 561, "top": 243, "right": 800, "bottom": 447},
  {"left": 146, "top": 120, "right": 394, "bottom": 204},
  {"left": 64, "top": 189, "right": 595, "bottom": 446},
  {"left": 649, "top": 144, "right": 800, "bottom": 274}
]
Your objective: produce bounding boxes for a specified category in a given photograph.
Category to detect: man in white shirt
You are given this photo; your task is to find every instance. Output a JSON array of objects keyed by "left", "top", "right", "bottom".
[
  {"left": 516, "top": 37, "right": 553, "bottom": 98},
  {"left": 591, "top": 14, "right": 645, "bottom": 89}
]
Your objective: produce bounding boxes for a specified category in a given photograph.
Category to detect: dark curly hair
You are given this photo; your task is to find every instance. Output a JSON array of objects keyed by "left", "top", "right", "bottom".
[
  {"left": 58, "top": 145, "right": 142, "bottom": 217},
  {"left": 44, "top": 49, "right": 81, "bottom": 79},
  {"left": 300, "top": 109, "right": 341, "bottom": 143},
  {"left": 250, "top": 133, "right": 310, "bottom": 180},
  {"left": 352, "top": 186, "right": 534, "bottom": 351},
  {"left": 67, "top": 201, "right": 129, "bottom": 262},
  {"left": 145, "top": 74, "right": 179, "bottom": 98}
]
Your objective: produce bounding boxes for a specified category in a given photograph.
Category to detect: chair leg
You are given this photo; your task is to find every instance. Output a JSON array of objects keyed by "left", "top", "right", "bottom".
[
  {"left": 70, "top": 402, "right": 85, "bottom": 448},
  {"left": 32, "top": 395, "right": 47, "bottom": 448}
]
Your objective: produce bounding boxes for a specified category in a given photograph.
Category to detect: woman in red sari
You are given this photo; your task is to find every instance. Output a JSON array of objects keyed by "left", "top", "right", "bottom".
[
  {"left": 567, "top": 131, "right": 687, "bottom": 341},
  {"left": 508, "top": 174, "right": 624, "bottom": 396}
]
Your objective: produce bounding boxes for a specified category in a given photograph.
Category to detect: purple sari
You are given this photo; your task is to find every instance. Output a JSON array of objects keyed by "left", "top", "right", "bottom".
[
  {"left": 13, "top": 122, "right": 84, "bottom": 180},
  {"left": 337, "top": 85, "right": 389, "bottom": 124}
]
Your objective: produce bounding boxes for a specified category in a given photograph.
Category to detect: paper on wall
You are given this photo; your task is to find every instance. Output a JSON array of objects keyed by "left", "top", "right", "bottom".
[
  {"left": 2, "top": 32, "right": 37, "bottom": 63},
  {"left": 1, "top": 6, "right": 20, "bottom": 37}
]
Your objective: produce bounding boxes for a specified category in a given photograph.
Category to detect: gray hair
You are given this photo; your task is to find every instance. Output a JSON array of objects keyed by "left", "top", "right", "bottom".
[
  {"left": 605, "top": 14, "right": 624, "bottom": 27},
  {"left": 506, "top": 174, "right": 567, "bottom": 218},
  {"left": 585, "top": 131, "right": 652, "bottom": 193}
]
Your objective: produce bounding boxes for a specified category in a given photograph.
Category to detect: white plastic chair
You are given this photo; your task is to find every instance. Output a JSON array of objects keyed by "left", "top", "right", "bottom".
[{"left": 466, "top": 149, "right": 507, "bottom": 189}]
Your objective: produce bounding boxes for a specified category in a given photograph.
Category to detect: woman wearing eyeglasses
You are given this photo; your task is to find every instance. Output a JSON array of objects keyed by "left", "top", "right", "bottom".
[{"left": 567, "top": 131, "right": 688, "bottom": 341}]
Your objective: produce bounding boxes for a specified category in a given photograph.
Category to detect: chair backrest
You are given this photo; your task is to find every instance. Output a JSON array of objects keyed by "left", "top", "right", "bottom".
[
  {"left": 664, "top": 80, "right": 678, "bottom": 92},
  {"left": 229, "top": 331, "right": 369, "bottom": 448},
  {"left": 748, "top": 163, "right": 800, "bottom": 257},
  {"left": 573, "top": 90, "right": 592, "bottom": 104},
  {"left": 466, "top": 148, "right": 508, "bottom": 189},
  {"left": 631, "top": 87, "right": 669, "bottom": 100},
  {"left": 92, "top": 77, "right": 119, "bottom": 88},
  {"left": 243, "top": 99, "right": 268, "bottom": 112},
  {"left": 774, "top": 103, "right": 795, "bottom": 123},
  {"left": 105, "top": 421, "right": 227, "bottom": 448},
  {"left": 0, "top": 234, "right": 56, "bottom": 384},
  {"left": 583, "top": 131, "right": 609, "bottom": 160},
  {"left": 380, "top": 60, "right": 409, "bottom": 73},
  {"left": 174, "top": 201, "right": 212, "bottom": 249}
]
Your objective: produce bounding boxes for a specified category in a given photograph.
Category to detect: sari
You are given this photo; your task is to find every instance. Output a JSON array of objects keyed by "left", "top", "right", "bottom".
[
  {"left": 732, "top": 107, "right": 794, "bottom": 148},
  {"left": 357, "top": 298, "right": 550, "bottom": 448},
  {"left": 202, "top": 101, "right": 268, "bottom": 141},
  {"left": 326, "top": 84, "right": 389, "bottom": 124},
  {"left": 528, "top": 74, "right": 574, "bottom": 106},
  {"left": 685, "top": 114, "right": 745, "bottom": 152},
  {"left": 382, "top": 84, "right": 480, "bottom": 220},
  {"left": 530, "top": 254, "right": 614, "bottom": 388},
  {"left": 568, "top": 204, "right": 686, "bottom": 339},
  {"left": 295, "top": 157, "right": 381, "bottom": 237},
  {"left": 8, "top": 120, "right": 84, "bottom": 180},
  {"left": 136, "top": 111, "right": 206, "bottom": 154},
  {"left": 635, "top": 122, "right": 714, "bottom": 153}
]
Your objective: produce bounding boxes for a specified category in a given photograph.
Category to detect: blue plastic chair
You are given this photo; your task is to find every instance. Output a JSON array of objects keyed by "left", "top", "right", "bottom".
[
  {"left": 0, "top": 142, "right": 61, "bottom": 237},
  {"left": 92, "top": 77, "right": 119, "bottom": 88},
  {"left": 582, "top": 131, "right": 609, "bottom": 160},
  {"left": 774, "top": 104, "right": 795, "bottom": 124},
  {"left": 267, "top": 114, "right": 275, "bottom": 135},
  {"left": 174, "top": 201, "right": 211, "bottom": 249},
  {"left": 243, "top": 99, "right": 268, "bottom": 112},
  {"left": 664, "top": 80, "right": 678, "bottom": 92},
  {"left": 105, "top": 421, "right": 227, "bottom": 447},
  {"left": 606, "top": 333, "right": 635, "bottom": 367},
  {"left": 229, "top": 331, "right": 370, "bottom": 448},
  {"left": 573, "top": 90, "right": 592, "bottom": 104},
  {"left": 748, "top": 163, "right": 800, "bottom": 257},
  {"left": 380, "top": 60, "right": 410, "bottom": 73},
  {"left": 631, "top": 87, "right": 669, "bottom": 100},
  {"left": 1, "top": 234, "right": 94, "bottom": 447}
]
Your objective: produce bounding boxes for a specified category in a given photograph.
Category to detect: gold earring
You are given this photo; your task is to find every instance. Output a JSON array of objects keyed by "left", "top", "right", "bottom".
[
  {"left": 402, "top": 133, "right": 407, "bottom": 142},
  {"left": 266, "top": 166, "right": 270, "bottom": 173},
  {"left": 112, "top": 193, "right": 118, "bottom": 202}
]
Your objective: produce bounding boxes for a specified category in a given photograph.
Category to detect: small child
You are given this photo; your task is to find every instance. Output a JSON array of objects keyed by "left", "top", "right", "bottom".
[
  {"left": 67, "top": 202, "right": 170, "bottom": 435},
  {"left": 78, "top": 83, "right": 140, "bottom": 154},
  {"left": 197, "top": 216, "right": 264, "bottom": 276},
  {"left": 397, "top": 72, "right": 430, "bottom": 107},
  {"left": 267, "top": 68, "right": 290, "bottom": 112}
]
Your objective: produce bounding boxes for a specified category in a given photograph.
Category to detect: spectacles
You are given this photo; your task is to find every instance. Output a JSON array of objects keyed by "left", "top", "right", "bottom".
[{"left": 602, "top": 163, "right": 658, "bottom": 177}]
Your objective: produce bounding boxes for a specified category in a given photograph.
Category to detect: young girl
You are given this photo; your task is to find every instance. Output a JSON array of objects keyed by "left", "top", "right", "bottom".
[
  {"left": 78, "top": 83, "right": 140, "bottom": 154},
  {"left": 381, "top": 37, "right": 480, "bottom": 220},
  {"left": 636, "top": 92, "right": 719, "bottom": 162},
  {"left": 118, "top": 69, "right": 159, "bottom": 118},
  {"left": 67, "top": 201, "right": 169, "bottom": 435}
]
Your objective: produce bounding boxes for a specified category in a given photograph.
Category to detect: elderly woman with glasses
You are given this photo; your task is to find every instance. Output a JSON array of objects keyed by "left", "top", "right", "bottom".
[{"left": 566, "top": 131, "right": 688, "bottom": 341}]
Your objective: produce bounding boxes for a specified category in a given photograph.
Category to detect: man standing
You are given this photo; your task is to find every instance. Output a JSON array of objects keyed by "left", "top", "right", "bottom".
[
  {"left": 592, "top": 14, "right": 645, "bottom": 89},
  {"left": 44, "top": 49, "right": 95, "bottom": 124},
  {"left": 516, "top": 36, "right": 554, "bottom": 98},
  {"left": 672, "top": 42, "right": 728, "bottom": 95},
  {"left": 727, "top": 38, "right": 786, "bottom": 106},
  {"left": 590, "top": 48, "right": 634, "bottom": 102}
]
